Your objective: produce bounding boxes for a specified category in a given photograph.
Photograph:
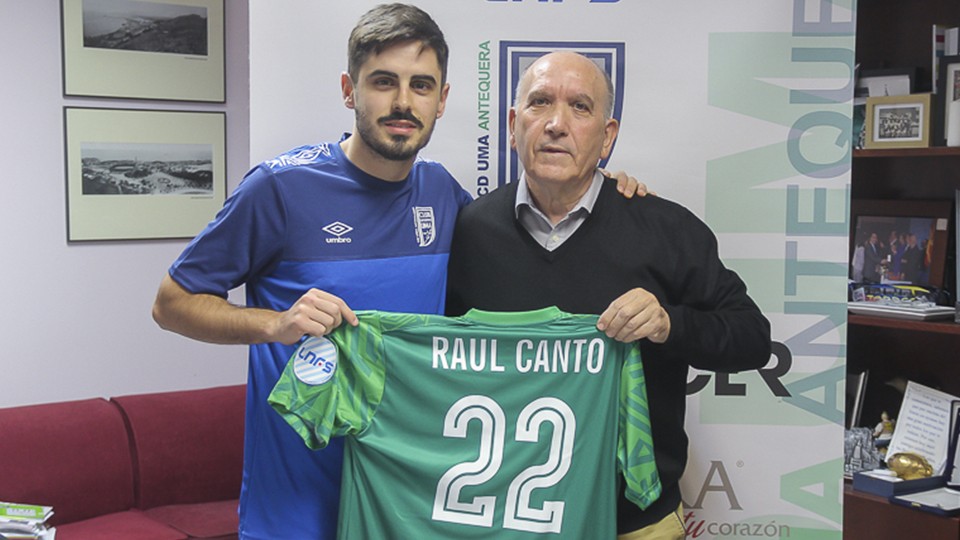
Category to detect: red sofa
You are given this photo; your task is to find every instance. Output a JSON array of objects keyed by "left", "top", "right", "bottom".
[{"left": 0, "top": 385, "right": 245, "bottom": 540}]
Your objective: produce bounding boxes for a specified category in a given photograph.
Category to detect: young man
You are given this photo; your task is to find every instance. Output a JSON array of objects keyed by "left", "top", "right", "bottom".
[
  {"left": 152, "top": 5, "right": 469, "bottom": 538},
  {"left": 446, "top": 51, "right": 771, "bottom": 539}
]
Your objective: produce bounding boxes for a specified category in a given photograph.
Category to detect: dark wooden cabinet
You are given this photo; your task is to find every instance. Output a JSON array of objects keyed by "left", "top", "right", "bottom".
[
  {"left": 844, "top": 484, "right": 960, "bottom": 540},
  {"left": 847, "top": 1, "right": 960, "bottom": 538}
]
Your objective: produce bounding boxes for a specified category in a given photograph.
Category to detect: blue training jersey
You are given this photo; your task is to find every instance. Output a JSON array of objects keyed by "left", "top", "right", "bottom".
[{"left": 169, "top": 136, "right": 472, "bottom": 540}]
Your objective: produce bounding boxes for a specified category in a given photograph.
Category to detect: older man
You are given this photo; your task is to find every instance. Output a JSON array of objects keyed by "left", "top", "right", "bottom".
[{"left": 446, "top": 51, "right": 771, "bottom": 540}]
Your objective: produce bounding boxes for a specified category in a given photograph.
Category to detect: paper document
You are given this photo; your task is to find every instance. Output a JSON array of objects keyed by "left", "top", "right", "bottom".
[{"left": 886, "top": 381, "right": 959, "bottom": 475}]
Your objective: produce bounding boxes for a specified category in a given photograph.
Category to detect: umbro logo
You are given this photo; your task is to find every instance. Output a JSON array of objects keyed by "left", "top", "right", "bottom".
[{"left": 323, "top": 221, "right": 353, "bottom": 244}]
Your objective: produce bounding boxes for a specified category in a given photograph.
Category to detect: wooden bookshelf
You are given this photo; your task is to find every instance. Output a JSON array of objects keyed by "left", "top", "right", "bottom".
[
  {"left": 847, "top": 314, "right": 960, "bottom": 336},
  {"left": 847, "top": 0, "right": 960, "bottom": 536},
  {"left": 854, "top": 147, "right": 960, "bottom": 158}
]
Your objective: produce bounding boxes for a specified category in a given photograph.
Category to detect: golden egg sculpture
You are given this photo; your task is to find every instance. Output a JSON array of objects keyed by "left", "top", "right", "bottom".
[{"left": 887, "top": 452, "right": 934, "bottom": 480}]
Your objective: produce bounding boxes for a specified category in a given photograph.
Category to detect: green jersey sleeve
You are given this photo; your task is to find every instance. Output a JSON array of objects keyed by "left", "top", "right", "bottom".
[
  {"left": 618, "top": 347, "right": 662, "bottom": 509},
  {"left": 268, "top": 314, "right": 387, "bottom": 450}
]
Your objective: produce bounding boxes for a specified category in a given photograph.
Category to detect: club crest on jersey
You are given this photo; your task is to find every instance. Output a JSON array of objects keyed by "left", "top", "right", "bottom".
[
  {"left": 412, "top": 206, "right": 435, "bottom": 247},
  {"left": 293, "top": 337, "right": 338, "bottom": 385}
]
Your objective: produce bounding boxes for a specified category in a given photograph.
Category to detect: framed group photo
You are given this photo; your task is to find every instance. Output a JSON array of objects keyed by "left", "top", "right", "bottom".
[
  {"left": 849, "top": 199, "right": 951, "bottom": 289},
  {"left": 61, "top": 0, "right": 225, "bottom": 102},
  {"left": 864, "top": 94, "right": 931, "bottom": 149},
  {"left": 64, "top": 107, "right": 226, "bottom": 242}
]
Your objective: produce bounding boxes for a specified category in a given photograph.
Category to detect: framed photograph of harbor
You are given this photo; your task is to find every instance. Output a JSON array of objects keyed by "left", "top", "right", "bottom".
[
  {"left": 61, "top": 0, "right": 224, "bottom": 102},
  {"left": 64, "top": 107, "right": 226, "bottom": 241}
]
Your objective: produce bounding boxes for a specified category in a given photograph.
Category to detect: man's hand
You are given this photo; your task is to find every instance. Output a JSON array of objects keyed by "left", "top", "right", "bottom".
[
  {"left": 271, "top": 288, "right": 359, "bottom": 345},
  {"left": 153, "top": 275, "right": 359, "bottom": 346},
  {"left": 601, "top": 168, "right": 656, "bottom": 198},
  {"left": 597, "top": 288, "right": 670, "bottom": 343}
]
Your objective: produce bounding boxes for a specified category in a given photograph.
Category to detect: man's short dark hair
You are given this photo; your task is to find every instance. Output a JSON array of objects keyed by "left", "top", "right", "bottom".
[{"left": 348, "top": 3, "right": 449, "bottom": 84}]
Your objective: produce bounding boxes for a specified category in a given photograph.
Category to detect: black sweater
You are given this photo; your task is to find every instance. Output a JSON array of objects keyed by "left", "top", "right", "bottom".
[{"left": 446, "top": 177, "right": 771, "bottom": 532}]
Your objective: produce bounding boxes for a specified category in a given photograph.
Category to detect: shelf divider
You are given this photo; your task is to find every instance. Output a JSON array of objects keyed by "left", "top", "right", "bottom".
[{"left": 848, "top": 313, "right": 960, "bottom": 335}]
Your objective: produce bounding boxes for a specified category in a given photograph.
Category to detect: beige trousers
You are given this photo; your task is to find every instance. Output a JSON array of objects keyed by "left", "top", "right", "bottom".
[{"left": 617, "top": 504, "right": 685, "bottom": 540}]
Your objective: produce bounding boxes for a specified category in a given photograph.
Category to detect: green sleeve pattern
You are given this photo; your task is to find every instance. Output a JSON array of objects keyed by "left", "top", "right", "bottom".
[
  {"left": 617, "top": 346, "right": 662, "bottom": 509},
  {"left": 268, "top": 312, "right": 387, "bottom": 450}
]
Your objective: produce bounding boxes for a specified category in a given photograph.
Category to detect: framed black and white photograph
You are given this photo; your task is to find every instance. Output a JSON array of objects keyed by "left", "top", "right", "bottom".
[
  {"left": 64, "top": 107, "right": 226, "bottom": 241},
  {"left": 864, "top": 94, "right": 931, "bottom": 149},
  {"left": 849, "top": 199, "right": 951, "bottom": 289},
  {"left": 61, "top": 0, "right": 224, "bottom": 102},
  {"left": 935, "top": 55, "right": 960, "bottom": 146}
]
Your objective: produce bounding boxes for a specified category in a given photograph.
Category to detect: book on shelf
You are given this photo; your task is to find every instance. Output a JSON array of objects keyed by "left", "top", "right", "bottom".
[
  {"left": 846, "top": 369, "right": 869, "bottom": 430},
  {"left": 949, "top": 27, "right": 960, "bottom": 59},
  {"left": 933, "top": 24, "right": 960, "bottom": 92}
]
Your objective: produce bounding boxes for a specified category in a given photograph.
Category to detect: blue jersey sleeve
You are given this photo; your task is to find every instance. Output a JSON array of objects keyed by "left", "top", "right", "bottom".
[{"left": 169, "top": 164, "right": 287, "bottom": 297}]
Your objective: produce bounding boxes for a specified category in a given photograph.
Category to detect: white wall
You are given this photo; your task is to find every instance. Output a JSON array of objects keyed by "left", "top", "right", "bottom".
[
  {"left": 247, "top": 2, "right": 362, "bottom": 162},
  {"left": 0, "top": 0, "right": 250, "bottom": 408}
]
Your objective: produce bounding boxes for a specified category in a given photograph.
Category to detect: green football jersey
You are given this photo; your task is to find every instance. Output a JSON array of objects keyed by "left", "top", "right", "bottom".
[{"left": 269, "top": 307, "right": 660, "bottom": 539}]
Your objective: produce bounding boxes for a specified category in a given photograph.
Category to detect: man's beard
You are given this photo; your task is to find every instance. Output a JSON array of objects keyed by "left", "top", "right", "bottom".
[{"left": 355, "top": 108, "right": 433, "bottom": 162}]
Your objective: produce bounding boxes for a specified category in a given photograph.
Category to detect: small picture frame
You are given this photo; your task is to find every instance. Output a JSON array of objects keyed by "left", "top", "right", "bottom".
[
  {"left": 934, "top": 55, "right": 960, "bottom": 146},
  {"left": 64, "top": 107, "right": 226, "bottom": 242},
  {"left": 61, "top": 0, "right": 225, "bottom": 102},
  {"left": 864, "top": 94, "right": 932, "bottom": 149},
  {"left": 849, "top": 199, "right": 951, "bottom": 289}
]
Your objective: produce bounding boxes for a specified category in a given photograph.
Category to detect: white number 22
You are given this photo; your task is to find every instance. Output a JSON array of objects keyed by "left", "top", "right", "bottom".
[{"left": 431, "top": 395, "right": 576, "bottom": 533}]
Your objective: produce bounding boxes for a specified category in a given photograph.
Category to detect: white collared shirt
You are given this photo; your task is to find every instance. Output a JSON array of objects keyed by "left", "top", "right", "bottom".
[{"left": 515, "top": 171, "right": 604, "bottom": 251}]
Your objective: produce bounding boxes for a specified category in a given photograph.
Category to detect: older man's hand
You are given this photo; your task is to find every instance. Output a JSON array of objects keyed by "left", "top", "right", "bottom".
[
  {"left": 597, "top": 287, "right": 670, "bottom": 343},
  {"left": 601, "top": 168, "right": 656, "bottom": 198}
]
